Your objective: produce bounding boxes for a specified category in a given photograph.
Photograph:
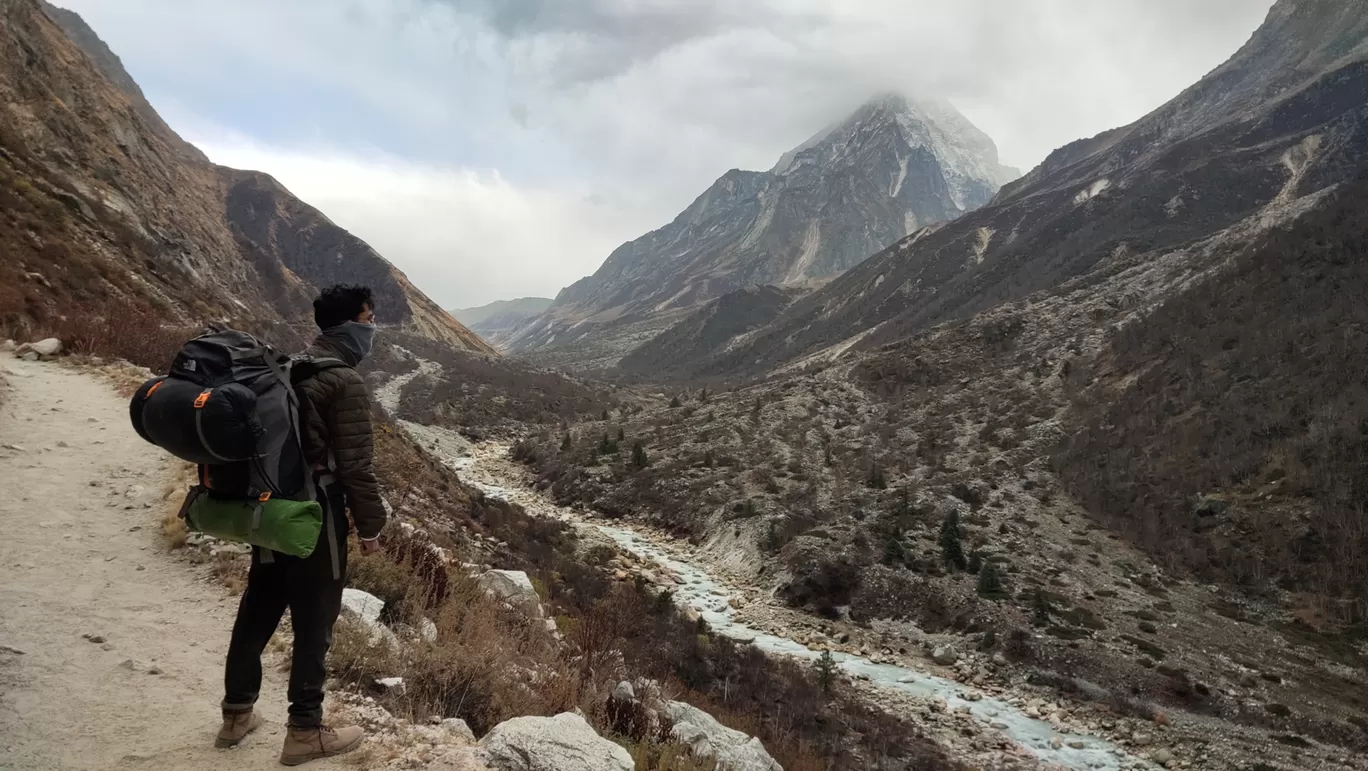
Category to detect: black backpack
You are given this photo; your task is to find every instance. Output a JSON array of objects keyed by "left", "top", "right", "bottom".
[{"left": 129, "top": 328, "right": 344, "bottom": 503}]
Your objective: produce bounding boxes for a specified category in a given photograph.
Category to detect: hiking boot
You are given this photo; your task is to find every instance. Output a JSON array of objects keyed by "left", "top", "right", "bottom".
[
  {"left": 215, "top": 709, "right": 262, "bottom": 748},
  {"left": 279, "top": 724, "right": 364, "bottom": 766}
]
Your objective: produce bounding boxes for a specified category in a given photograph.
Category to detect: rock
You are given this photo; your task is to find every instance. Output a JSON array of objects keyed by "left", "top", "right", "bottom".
[
  {"left": 661, "top": 700, "right": 782, "bottom": 771},
  {"left": 612, "top": 681, "right": 636, "bottom": 702},
  {"left": 1068, "top": 740, "right": 1085, "bottom": 749},
  {"left": 147, "top": 666, "right": 164, "bottom": 675},
  {"left": 0, "top": 644, "right": 25, "bottom": 655},
  {"left": 375, "top": 676, "right": 406, "bottom": 695},
  {"left": 441, "top": 717, "right": 476, "bottom": 743},
  {"left": 15, "top": 338, "right": 62, "bottom": 359},
  {"left": 84, "top": 634, "right": 106, "bottom": 644},
  {"left": 119, "top": 659, "right": 137, "bottom": 671},
  {"left": 420, "top": 618, "right": 438, "bottom": 643},
  {"left": 1050, "top": 736, "right": 1063, "bottom": 750},
  {"left": 341, "top": 588, "right": 385, "bottom": 626},
  {"left": 479, "top": 712, "right": 633, "bottom": 771},
  {"left": 932, "top": 645, "right": 959, "bottom": 666},
  {"left": 1154, "top": 748, "right": 1174, "bottom": 764},
  {"left": 0, "top": 339, "right": 14, "bottom": 352},
  {"left": 340, "top": 588, "right": 398, "bottom": 649},
  {"left": 477, "top": 569, "right": 545, "bottom": 619}
]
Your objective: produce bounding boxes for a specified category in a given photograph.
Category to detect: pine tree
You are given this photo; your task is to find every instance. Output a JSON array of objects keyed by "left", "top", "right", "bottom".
[
  {"left": 703, "top": 449, "right": 715, "bottom": 468},
  {"left": 967, "top": 551, "right": 984, "bottom": 574},
  {"left": 882, "top": 532, "right": 906, "bottom": 566},
  {"left": 977, "top": 561, "right": 1007, "bottom": 599},
  {"left": 599, "top": 434, "right": 618, "bottom": 455},
  {"left": 816, "top": 649, "right": 838, "bottom": 695},
  {"left": 632, "top": 441, "right": 649, "bottom": 469},
  {"left": 699, "top": 387, "right": 709, "bottom": 403},
  {"left": 616, "top": 426, "right": 625, "bottom": 443},
  {"left": 560, "top": 433, "right": 572, "bottom": 451},
  {"left": 1031, "top": 589, "right": 1052, "bottom": 626},
  {"left": 866, "top": 463, "right": 887, "bottom": 490},
  {"left": 601, "top": 409, "right": 610, "bottom": 422},
  {"left": 823, "top": 441, "right": 834, "bottom": 467},
  {"left": 939, "top": 510, "right": 967, "bottom": 571},
  {"left": 669, "top": 395, "right": 682, "bottom": 408},
  {"left": 752, "top": 396, "right": 763, "bottom": 421}
]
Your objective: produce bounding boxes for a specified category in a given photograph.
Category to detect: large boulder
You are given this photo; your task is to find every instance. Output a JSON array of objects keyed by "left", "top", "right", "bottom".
[
  {"left": 477, "top": 569, "right": 544, "bottom": 619},
  {"left": 660, "top": 701, "right": 783, "bottom": 771},
  {"left": 15, "top": 338, "right": 62, "bottom": 360},
  {"left": 479, "top": 712, "right": 633, "bottom": 771},
  {"left": 340, "top": 588, "right": 398, "bottom": 649}
]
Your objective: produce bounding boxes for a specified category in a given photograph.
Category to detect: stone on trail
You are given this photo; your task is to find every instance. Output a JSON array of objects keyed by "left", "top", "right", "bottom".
[
  {"left": 477, "top": 569, "right": 545, "bottom": 619},
  {"left": 661, "top": 700, "right": 783, "bottom": 771},
  {"left": 15, "top": 338, "right": 62, "bottom": 359},
  {"left": 479, "top": 712, "right": 633, "bottom": 771},
  {"left": 1, "top": 339, "right": 15, "bottom": 352}
]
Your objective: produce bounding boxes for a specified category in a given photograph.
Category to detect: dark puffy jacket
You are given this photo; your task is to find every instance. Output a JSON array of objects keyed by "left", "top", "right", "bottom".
[{"left": 296, "top": 337, "right": 387, "bottom": 539}]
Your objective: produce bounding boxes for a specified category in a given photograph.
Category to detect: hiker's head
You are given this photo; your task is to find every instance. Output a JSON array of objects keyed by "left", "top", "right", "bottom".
[
  {"left": 315, "top": 284, "right": 377, "bottom": 363},
  {"left": 314, "top": 284, "right": 375, "bottom": 330}
]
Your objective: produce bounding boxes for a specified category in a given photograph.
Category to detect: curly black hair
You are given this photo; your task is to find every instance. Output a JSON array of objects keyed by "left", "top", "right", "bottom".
[{"left": 313, "top": 284, "right": 375, "bottom": 330}]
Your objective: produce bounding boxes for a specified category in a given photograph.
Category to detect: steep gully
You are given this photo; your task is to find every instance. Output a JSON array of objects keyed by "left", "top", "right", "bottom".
[{"left": 380, "top": 354, "right": 1154, "bottom": 771}]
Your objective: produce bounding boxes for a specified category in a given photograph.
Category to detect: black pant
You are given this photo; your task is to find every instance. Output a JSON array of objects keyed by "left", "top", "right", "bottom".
[{"left": 222, "top": 487, "right": 348, "bottom": 726}]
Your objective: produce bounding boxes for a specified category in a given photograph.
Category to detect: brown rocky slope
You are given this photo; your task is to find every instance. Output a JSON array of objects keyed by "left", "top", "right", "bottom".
[{"left": 0, "top": 0, "right": 491, "bottom": 355}]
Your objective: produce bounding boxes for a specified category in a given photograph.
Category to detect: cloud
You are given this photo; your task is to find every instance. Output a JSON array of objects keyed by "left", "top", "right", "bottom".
[
  {"left": 183, "top": 123, "right": 657, "bottom": 310},
  {"left": 56, "top": 0, "right": 1275, "bottom": 305}
]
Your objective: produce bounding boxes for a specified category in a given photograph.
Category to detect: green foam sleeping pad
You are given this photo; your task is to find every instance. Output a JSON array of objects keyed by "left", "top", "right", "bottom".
[{"left": 186, "top": 492, "right": 323, "bottom": 558}]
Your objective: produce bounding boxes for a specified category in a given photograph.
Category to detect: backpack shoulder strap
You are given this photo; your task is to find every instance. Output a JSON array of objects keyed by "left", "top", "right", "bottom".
[{"left": 289, "top": 355, "right": 348, "bottom": 385}]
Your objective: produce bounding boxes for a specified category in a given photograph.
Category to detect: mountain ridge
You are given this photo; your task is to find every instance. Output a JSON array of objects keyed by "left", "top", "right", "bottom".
[{"left": 505, "top": 93, "right": 1018, "bottom": 371}]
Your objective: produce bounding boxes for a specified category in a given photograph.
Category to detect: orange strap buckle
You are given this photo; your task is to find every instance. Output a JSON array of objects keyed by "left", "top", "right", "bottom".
[
  {"left": 193, "top": 390, "right": 211, "bottom": 409},
  {"left": 258, "top": 492, "right": 272, "bottom": 502},
  {"left": 145, "top": 380, "right": 165, "bottom": 399}
]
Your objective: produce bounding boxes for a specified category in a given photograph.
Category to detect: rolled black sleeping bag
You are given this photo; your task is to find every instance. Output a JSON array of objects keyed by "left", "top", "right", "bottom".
[{"left": 129, "top": 376, "right": 263, "bottom": 465}]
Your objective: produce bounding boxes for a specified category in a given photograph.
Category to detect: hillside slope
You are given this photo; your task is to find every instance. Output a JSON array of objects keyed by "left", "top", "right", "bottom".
[
  {"left": 0, "top": 0, "right": 492, "bottom": 355},
  {"left": 507, "top": 94, "right": 1018, "bottom": 372}
]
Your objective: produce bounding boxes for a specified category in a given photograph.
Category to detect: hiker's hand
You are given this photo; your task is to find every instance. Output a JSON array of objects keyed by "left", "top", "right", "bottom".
[{"left": 359, "top": 537, "right": 381, "bottom": 554}]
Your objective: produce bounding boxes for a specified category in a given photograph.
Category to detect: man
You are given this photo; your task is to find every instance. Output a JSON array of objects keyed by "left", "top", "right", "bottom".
[{"left": 217, "top": 284, "right": 388, "bottom": 766}]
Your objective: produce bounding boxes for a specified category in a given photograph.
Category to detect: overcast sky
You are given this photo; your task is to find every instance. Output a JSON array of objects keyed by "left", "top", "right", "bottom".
[{"left": 57, "top": 0, "right": 1273, "bottom": 310}]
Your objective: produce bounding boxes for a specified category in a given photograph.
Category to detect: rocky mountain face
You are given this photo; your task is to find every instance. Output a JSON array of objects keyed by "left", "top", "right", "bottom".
[
  {"left": 682, "top": 0, "right": 1368, "bottom": 380},
  {"left": 615, "top": 284, "right": 810, "bottom": 381},
  {"left": 0, "top": 0, "right": 492, "bottom": 354},
  {"left": 506, "top": 94, "right": 1018, "bottom": 371},
  {"left": 452, "top": 297, "right": 553, "bottom": 350}
]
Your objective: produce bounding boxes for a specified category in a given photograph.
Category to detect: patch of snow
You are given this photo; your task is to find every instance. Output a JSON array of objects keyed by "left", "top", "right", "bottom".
[
  {"left": 890, "top": 154, "right": 909, "bottom": 197},
  {"left": 971, "top": 227, "right": 995, "bottom": 265},
  {"left": 903, "top": 211, "right": 920, "bottom": 236},
  {"left": 1073, "top": 178, "right": 1111, "bottom": 205},
  {"left": 653, "top": 283, "right": 696, "bottom": 312},
  {"left": 782, "top": 221, "right": 823, "bottom": 285}
]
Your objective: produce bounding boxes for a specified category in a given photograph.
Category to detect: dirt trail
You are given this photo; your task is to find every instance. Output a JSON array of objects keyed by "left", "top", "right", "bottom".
[{"left": 0, "top": 353, "right": 350, "bottom": 771}]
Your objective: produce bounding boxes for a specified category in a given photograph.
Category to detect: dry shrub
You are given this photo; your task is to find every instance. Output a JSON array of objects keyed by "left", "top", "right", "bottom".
[
  {"left": 337, "top": 553, "right": 579, "bottom": 737},
  {"left": 160, "top": 509, "right": 189, "bottom": 549},
  {"left": 37, "top": 301, "right": 195, "bottom": 373},
  {"left": 625, "top": 741, "right": 718, "bottom": 771},
  {"left": 212, "top": 553, "right": 249, "bottom": 594}
]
